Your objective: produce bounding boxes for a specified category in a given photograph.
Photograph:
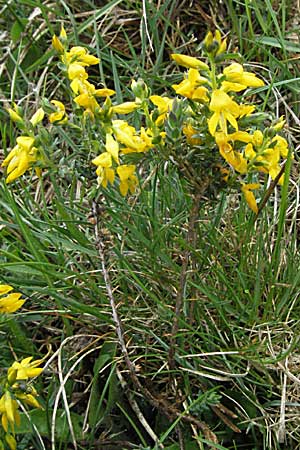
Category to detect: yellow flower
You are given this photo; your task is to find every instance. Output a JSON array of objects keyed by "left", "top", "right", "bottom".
[
  {"left": 252, "top": 130, "right": 264, "bottom": 147},
  {"left": 239, "top": 105, "right": 256, "bottom": 118},
  {"left": 171, "top": 54, "right": 209, "bottom": 70},
  {"left": 6, "top": 108, "right": 24, "bottom": 124},
  {"left": 0, "top": 289, "right": 25, "bottom": 313},
  {"left": 149, "top": 95, "right": 173, "bottom": 125},
  {"left": 113, "top": 120, "right": 143, "bottom": 151},
  {"left": 111, "top": 102, "right": 139, "bottom": 114},
  {"left": 0, "top": 392, "right": 20, "bottom": 433},
  {"left": 105, "top": 134, "right": 119, "bottom": 163},
  {"left": 208, "top": 90, "right": 240, "bottom": 135},
  {"left": 92, "top": 152, "right": 112, "bottom": 168},
  {"left": 172, "top": 69, "right": 209, "bottom": 102},
  {"left": 215, "top": 132, "right": 247, "bottom": 174},
  {"left": 30, "top": 108, "right": 45, "bottom": 127},
  {"left": 226, "top": 131, "right": 253, "bottom": 143},
  {"left": 272, "top": 116, "right": 285, "bottom": 131},
  {"left": 245, "top": 143, "right": 257, "bottom": 160},
  {"left": 222, "top": 63, "right": 264, "bottom": 92},
  {"left": 2, "top": 136, "right": 37, "bottom": 183},
  {"left": 272, "top": 135, "right": 288, "bottom": 158},
  {"left": 52, "top": 34, "right": 64, "bottom": 53},
  {"left": 204, "top": 30, "right": 227, "bottom": 55},
  {"left": 96, "top": 166, "right": 115, "bottom": 188},
  {"left": 68, "top": 63, "right": 88, "bottom": 83},
  {"left": 59, "top": 26, "right": 67, "bottom": 41},
  {"left": 0, "top": 285, "right": 25, "bottom": 315},
  {"left": 92, "top": 152, "right": 115, "bottom": 188},
  {"left": 182, "top": 123, "right": 202, "bottom": 145},
  {"left": 5, "top": 433, "right": 17, "bottom": 450},
  {"left": 0, "top": 285, "right": 13, "bottom": 295},
  {"left": 9, "top": 357, "right": 43, "bottom": 380},
  {"left": 94, "top": 88, "right": 115, "bottom": 97},
  {"left": 74, "top": 92, "right": 100, "bottom": 116},
  {"left": 241, "top": 183, "right": 260, "bottom": 214},
  {"left": 63, "top": 46, "right": 99, "bottom": 67},
  {"left": 49, "top": 100, "right": 68, "bottom": 124},
  {"left": 15, "top": 392, "right": 41, "bottom": 409},
  {"left": 117, "top": 164, "right": 138, "bottom": 196}
]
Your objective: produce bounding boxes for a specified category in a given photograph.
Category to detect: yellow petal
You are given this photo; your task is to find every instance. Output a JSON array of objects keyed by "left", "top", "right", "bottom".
[
  {"left": 117, "top": 164, "right": 136, "bottom": 181},
  {"left": 105, "top": 134, "right": 119, "bottom": 163},
  {"left": 16, "top": 136, "right": 35, "bottom": 151},
  {"left": 171, "top": 54, "right": 209, "bottom": 70},
  {"left": 6, "top": 108, "right": 24, "bottom": 123},
  {"left": 30, "top": 108, "right": 45, "bottom": 127},
  {"left": 5, "top": 434, "right": 17, "bottom": 450},
  {"left": 111, "top": 102, "right": 138, "bottom": 114},
  {"left": 52, "top": 35, "right": 64, "bottom": 53},
  {"left": 92, "top": 152, "right": 112, "bottom": 168},
  {"left": 0, "top": 285, "right": 13, "bottom": 295}
]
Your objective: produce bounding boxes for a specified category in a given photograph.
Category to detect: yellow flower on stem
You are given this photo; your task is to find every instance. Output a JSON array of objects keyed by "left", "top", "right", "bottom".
[
  {"left": 49, "top": 100, "right": 68, "bottom": 124},
  {"left": 117, "top": 164, "right": 138, "bottom": 196},
  {"left": 52, "top": 34, "right": 65, "bottom": 53},
  {"left": 15, "top": 392, "right": 41, "bottom": 409},
  {"left": 172, "top": 69, "right": 209, "bottom": 102},
  {"left": 112, "top": 120, "right": 149, "bottom": 152},
  {"left": 111, "top": 102, "right": 139, "bottom": 114},
  {"left": 208, "top": 90, "right": 240, "bottom": 136},
  {"left": 241, "top": 183, "right": 260, "bottom": 214},
  {"left": 74, "top": 92, "right": 100, "bottom": 116},
  {"left": 8, "top": 357, "right": 43, "bottom": 380},
  {"left": 6, "top": 108, "right": 24, "bottom": 124},
  {"left": 105, "top": 133, "right": 119, "bottom": 163},
  {"left": 92, "top": 152, "right": 115, "bottom": 188},
  {"left": 5, "top": 433, "right": 17, "bottom": 450},
  {"left": 0, "top": 285, "right": 25, "bottom": 313},
  {"left": 29, "top": 108, "right": 45, "bottom": 127},
  {"left": 221, "top": 63, "right": 264, "bottom": 92},
  {"left": 171, "top": 54, "right": 209, "bottom": 70},
  {"left": 149, "top": 95, "right": 173, "bottom": 125},
  {"left": 94, "top": 88, "right": 115, "bottom": 97},
  {"left": 63, "top": 46, "right": 99, "bottom": 67},
  {"left": 215, "top": 132, "right": 247, "bottom": 174},
  {"left": 2, "top": 136, "right": 37, "bottom": 183},
  {"left": 182, "top": 123, "right": 202, "bottom": 145},
  {"left": 0, "top": 392, "right": 20, "bottom": 433},
  {"left": 204, "top": 30, "right": 227, "bottom": 55}
]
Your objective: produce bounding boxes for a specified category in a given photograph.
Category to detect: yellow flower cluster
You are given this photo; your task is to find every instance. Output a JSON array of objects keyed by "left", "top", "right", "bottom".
[
  {"left": 0, "top": 357, "right": 43, "bottom": 450},
  {"left": 170, "top": 34, "right": 290, "bottom": 213},
  {"left": 2, "top": 107, "right": 44, "bottom": 184},
  {"left": 50, "top": 29, "right": 166, "bottom": 196},
  {"left": 3, "top": 27, "right": 291, "bottom": 212}
]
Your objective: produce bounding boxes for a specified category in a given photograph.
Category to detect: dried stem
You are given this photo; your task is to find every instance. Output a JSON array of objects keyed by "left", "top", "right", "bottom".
[
  {"left": 92, "top": 200, "right": 218, "bottom": 446},
  {"left": 168, "top": 189, "right": 202, "bottom": 370}
]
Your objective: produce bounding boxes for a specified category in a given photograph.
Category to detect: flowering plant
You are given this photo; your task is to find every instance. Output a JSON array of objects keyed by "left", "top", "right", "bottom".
[{"left": 2, "top": 27, "right": 291, "bottom": 214}]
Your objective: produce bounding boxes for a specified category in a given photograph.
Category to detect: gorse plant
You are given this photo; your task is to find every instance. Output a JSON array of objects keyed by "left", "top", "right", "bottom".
[{"left": 3, "top": 27, "right": 291, "bottom": 214}]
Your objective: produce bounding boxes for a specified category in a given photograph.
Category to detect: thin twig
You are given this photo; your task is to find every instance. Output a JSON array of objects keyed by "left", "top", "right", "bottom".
[
  {"left": 92, "top": 200, "right": 218, "bottom": 445},
  {"left": 168, "top": 190, "right": 202, "bottom": 370}
]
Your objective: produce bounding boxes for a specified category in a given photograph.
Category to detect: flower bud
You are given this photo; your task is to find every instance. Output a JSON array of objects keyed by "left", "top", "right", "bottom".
[
  {"left": 7, "top": 368, "right": 18, "bottom": 386},
  {"left": 131, "top": 78, "right": 149, "bottom": 99},
  {"left": 52, "top": 35, "right": 64, "bottom": 53},
  {"left": 6, "top": 108, "right": 24, "bottom": 124},
  {"left": 30, "top": 108, "right": 45, "bottom": 127}
]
